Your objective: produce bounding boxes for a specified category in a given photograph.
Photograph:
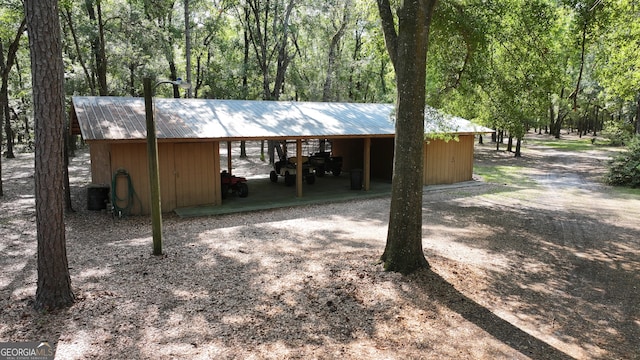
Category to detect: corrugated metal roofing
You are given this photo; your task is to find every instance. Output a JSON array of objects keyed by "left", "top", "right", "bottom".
[{"left": 72, "top": 96, "right": 492, "bottom": 141}]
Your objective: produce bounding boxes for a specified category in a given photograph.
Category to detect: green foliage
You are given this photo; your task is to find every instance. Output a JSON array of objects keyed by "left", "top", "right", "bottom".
[
  {"left": 2, "top": 0, "right": 639, "bottom": 145},
  {"left": 606, "top": 136, "right": 640, "bottom": 188},
  {"left": 610, "top": 185, "right": 640, "bottom": 197},
  {"left": 601, "top": 118, "right": 635, "bottom": 146},
  {"left": 592, "top": 0, "right": 640, "bottom": 102}
]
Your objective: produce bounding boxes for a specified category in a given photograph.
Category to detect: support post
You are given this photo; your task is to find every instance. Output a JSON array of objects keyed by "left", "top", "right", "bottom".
[
  {"left": 213, "top": 141, "right": 222, "bottom": 205},
  {"left": 364, "top": 137, "right": 371, "bottom": 191},
  {"left": 296, "top": 139, "right": 303, "bottom": 197},
  {"left": 143, "top": 78, "right": 163, "bottom": 256},
  {"left": 227, "top": 141, "right": 233, "bottom": 175}
]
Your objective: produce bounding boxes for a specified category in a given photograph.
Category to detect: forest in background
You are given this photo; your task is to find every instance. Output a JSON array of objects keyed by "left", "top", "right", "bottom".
[{"left": 1, "top": 0, "right": 640, "bottom": 157}]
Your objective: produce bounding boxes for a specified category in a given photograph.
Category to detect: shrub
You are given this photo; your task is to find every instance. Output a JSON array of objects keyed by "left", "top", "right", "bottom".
[
  {"left": 605, "top": 136, "right": 640, "bottom": 188},
  {"left": 601, "top": 119, "right": 635, "bottom": 146}
]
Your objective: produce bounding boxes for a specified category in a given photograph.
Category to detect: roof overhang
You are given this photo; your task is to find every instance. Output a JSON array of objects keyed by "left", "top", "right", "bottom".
[{"left": 71, "top": 96, "right": 494, "bottom": 142}]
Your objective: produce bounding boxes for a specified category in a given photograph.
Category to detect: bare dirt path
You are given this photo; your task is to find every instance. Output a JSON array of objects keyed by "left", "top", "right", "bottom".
[{"left": 1, "top": 136, "right": 639, "bottom": 359}]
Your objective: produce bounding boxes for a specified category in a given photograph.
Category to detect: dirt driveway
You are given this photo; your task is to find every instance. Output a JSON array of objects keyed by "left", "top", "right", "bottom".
[{"left": 0, "top": 135, "right": 638, "bottom": 359}]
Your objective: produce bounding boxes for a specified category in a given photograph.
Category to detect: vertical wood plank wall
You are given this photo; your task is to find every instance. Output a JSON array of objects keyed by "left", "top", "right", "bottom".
[
  {"left": 108, "top": 141, "right": 218, "bottom": 215},
  {"left": 318, "top": 136, "right": 475, "bottom": 186},
  {"left": 89, "top": 142, "right": 111, "bottom": 185},
  {"left": 423, "top": 135, "right": 474, "bottom": 185},
  {"left": 174, "top": 142, "right": 216, "bottom": 208},
  {"left": 159, "top": 143, "right": 177, "bottom": 212},
  {"left": 109, "top": 143, "right": 150, "bottom": 215},
  {"left": 212, "top": 141, "right": 222, "bottom": 206},
  {"left": 92, "top": 136, "right": 476, "bottom": 214},
  {"left": 331, "top": 138, "right": 364, "bottom": 171}
]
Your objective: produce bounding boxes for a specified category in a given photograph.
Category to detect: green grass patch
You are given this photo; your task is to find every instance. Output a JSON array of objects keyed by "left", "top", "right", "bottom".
[
  {"left": 474, "top": 164, "right": 537, "bottom": 187},
  {"left": 610, "top": 186, "right": 640, "bottom": 197},
  {"left": 525, "top": 137, "right": 614, "bottom": 151}
]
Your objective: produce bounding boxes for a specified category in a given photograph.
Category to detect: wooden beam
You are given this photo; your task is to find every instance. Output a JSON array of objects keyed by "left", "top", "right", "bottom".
[
  {"left": 296, "top": 139, "right": 303, "bottom": 197},
  {"left": 364, "top": 137, "right": 371, "bottom": 191},
  {"left": 213, "top": 141, "right": 222, "bottom": 205},
  {"left": 226, "top": 141, "right": 232, "bottom": 175}
]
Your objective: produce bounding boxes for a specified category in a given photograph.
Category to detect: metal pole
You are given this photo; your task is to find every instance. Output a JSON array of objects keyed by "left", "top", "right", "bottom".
[{"left": 143, "top": 77, "right": 163, "bottom": 255}]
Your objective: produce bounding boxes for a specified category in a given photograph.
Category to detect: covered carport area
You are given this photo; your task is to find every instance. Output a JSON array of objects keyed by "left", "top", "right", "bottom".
[
  {"left": 175, "top": 154, "right": 393, "bottom": 217},
  {"left": 72, "top": 97, "right": 397, "bottom": 215},
  {"left": 221, "top": 136, "right": 386, "bottom": 195}
]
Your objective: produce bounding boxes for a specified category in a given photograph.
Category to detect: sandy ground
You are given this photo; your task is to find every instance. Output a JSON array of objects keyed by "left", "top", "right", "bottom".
[{"left": 0, "top": 134, "right": 639, "bottom": 359}]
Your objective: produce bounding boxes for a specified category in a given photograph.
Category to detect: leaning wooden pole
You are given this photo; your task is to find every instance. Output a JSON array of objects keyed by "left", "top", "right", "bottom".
[{"left": 143, "top": 78, "right": 163, "bottom": 255}]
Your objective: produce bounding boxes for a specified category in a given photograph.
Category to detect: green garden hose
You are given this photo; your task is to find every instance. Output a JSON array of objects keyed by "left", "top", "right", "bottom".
[{"left": 111, "top": 168, "right": 137, "bottom": 217}]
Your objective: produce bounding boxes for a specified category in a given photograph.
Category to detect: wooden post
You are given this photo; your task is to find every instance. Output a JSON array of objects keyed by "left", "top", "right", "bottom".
[
  {"left": 364, "top": 137, "right": 371, "bottom": 191},
  {"left": 296, "top": 139, "right": 303, "bottom": 197},
  {"left": 227, "top": 141, "right": 232, "bottom": 175},
  {"left": 143, "top": 78, "right": 163, "bottom": 256},
  {"left": 213, "top": 141, "right": 222, "bottom": 205}
]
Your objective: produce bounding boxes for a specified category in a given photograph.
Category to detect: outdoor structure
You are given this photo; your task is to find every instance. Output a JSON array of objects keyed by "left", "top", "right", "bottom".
[{"left": 71, "top": 97, "right": 492, "bottom": 215}]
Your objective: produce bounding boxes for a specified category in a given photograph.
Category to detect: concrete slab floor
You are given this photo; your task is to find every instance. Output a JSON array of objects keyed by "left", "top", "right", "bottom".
[{"left": 174, "top": 172, "right": 483, "bottom": 218}]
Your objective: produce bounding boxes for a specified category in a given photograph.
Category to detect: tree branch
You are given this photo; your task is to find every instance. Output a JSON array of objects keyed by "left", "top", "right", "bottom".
[{"left": 376, "top": 0, "right": 398, "bottom": 69}]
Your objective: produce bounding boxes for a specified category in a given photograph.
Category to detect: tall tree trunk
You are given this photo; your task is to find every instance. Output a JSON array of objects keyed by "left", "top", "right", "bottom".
[
  {"left": 260, "top": 140, "right": 265, "bottom": 161},
  {"left": 246, "top": 0, "right": 297, "bottom": 101},
  {"left": 128, "top": 63, "right": 136, "bottom": 96},
  {"left": 270, "top": 0, "right": 296, "bottom": 100},
  {"left": 242, "top": 5, "right": 250, "bottom": 98},
  {"left": 62, "top": 6, "right": 95, "bottom": 95},
  {"left": 549, "top": 88, "right": 567, "bottom": 139},
  {"left": 0, "top": 17, "right": 27, "bottom": 195},
  {"left": 25, "top": 0, "right": 75, "bottom": 311},
  {"left": 245, "top": 0, "right": 271, "bottom": 100},
  {"left": 64, "top": 125, "right": 74, "bottom": 213},
  {"left": 184, "top": 0, "right": 192, "bottom": 98},
  {"left": 169, "top": 59, "right": 180, "bottom": 98},
  {"left": 571, "top": 20, "right": 588, "bottom": 111},
  {"left": 1, "top": 80, "right": 14, "bottom": 160},
  {"left": 240, "top": 141, "right": 247, "bottom": 158},
  {"left": 348, "top": 25, "right": 363, "bottom": 101},
  {"left": 85, "top": 0, "right": 108, "bottom": 96},
  {"left": 1, "top": 18, "right": 26, "bottom": 161},
  {"left": 514, "top": 138, "right": 522, "bottom": 158},
  {"left": 322, "top": 3, "right": 349, "bottom": 102},
  {"left": 377, "top": 0, "right": 436, "bottom": 274},
  {"left": 636, "top": 91, "right": 640, "bottom": 134}
]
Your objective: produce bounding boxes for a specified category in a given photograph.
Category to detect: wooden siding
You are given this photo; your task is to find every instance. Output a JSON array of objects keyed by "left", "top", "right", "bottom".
[
  {"left": 423, "top": 135, "right": 474, "bottom": 185},
  {"left": 89, "top": 142, "right": 111, "bottom": 185},
  {"left": 107, "top": 141, "right": 219, "bottom": 215},
  {"left": 212, "top": 142, "right": 222, "bottom": 206},
  {"left": 158, "top": 144, "right": 177, "bottom": 212},
  {"left": 110, "top": 143, "right": 149, "bottom": 215},
  {"left": 332, "top": 136, "right": 475, "bottom": 186},
  {"left": 331, "top": 138, "right": 364, "bottom": 171},
  {"left": 174, "top": 143, "right": 216, "bottom": 208}
]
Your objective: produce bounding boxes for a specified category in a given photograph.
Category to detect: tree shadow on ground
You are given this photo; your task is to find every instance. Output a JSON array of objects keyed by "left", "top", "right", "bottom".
[
  {"left": 404, "top": 268, "right": 575, "bottom": 360},
  {"left": 423, "top": 146, "right": 640, "bottom": 359},
  {"left": 30, "top": 226, "right": 385, "bottom": 359}
]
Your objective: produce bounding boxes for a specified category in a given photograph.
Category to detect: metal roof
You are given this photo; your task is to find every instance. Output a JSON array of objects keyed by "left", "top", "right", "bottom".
[{"left": 72, "top": 96, "right": 492, "bottom": 141}]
